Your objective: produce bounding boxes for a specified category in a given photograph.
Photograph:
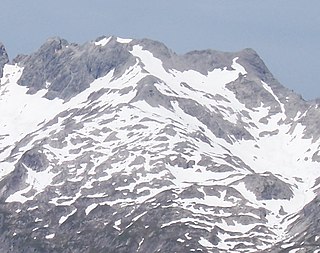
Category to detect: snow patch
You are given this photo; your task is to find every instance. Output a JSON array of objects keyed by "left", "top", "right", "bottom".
[
  {"left": 199, "top": 237, "right": 214, "bottom": 248},
  {"left": 113, "top": 219, "right": 122, "bottom": 231},
  {"left": 116, "top": 37, "right": 132, "bottom": 44},
  {"left": 95, "top": 37, "right": 112, "bottom": 47},
  {"left": 85, "top": 203, "right": 98, "bottom": 215},
  {"left": 45, "top": 233, "right": 55, "bottom": 239},
  {"left": 59, "top": 209, "right": 77, "bottom": 225}
]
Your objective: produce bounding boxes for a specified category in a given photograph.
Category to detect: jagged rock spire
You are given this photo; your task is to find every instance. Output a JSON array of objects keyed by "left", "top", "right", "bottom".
[{"left": 0, "top": 42, "right": 9, "bottom": 79}]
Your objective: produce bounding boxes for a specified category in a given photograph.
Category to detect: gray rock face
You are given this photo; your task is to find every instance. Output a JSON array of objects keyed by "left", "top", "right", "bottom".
[
  {"left": 177, "top": 97, "right": 254, "bottom": 143},
  {"left": 0, "top": 42, "right": 9, "bottom": 79},
  {"left": 226, "top": 76, "right": 281, "bottom": 111},
  {"left": 135, "top": 39, "right": 270, "bottom": 77},
  {"left": 266, "top": 195, "right": 320, "bottom": 252},
  {"left": 240, "top": 173, "right": 293, "bottom": 200},
  {"left": 17, "top": 37, "right": 135, "bottom": 100},
  {"left": 236, "top": 48, "right": 274, "bottom": 83},
  {"left": 1, "top": 36, "right": 320, "bottom": 252},
  {"left": 131, "top": 75, "right": 174, "bottom": 110}
]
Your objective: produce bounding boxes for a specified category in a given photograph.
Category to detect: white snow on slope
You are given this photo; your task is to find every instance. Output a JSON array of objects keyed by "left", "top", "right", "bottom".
[
  {"left": 59, "top": 209, "right": 77, "bottom": 224},
  {"left": 199, "top": 237, "right": 214, "bottom": 248},
  {"left": 261, "top": 80, "right": 285, "bottom": 113},
  {"left": 130, "top": 45, "right": 251, "bottom": 126},
  {"left": 116, "top": 37, "right": 132, "bottom": 44},
  {"left": 45, "top": 233, "right": 55, "bottom": 239},
  {"left": 94, "top": 36, "right": 112, "bottom": 47},
  {"left": 130, "top": 45, "right": 246, "bottom": 96},
  {"left": 6, "top": 163, "right": 57, "bottom": 203},
  {"left": 0, "top": 65, "right": 64, "bottom": 160},
  {"left": 0, "top": 65, "right": 116, "bottom": 179},
  {"left": 1, "top": 41, "right": 320, "bottom": 252},
  {"left": 85, "top": 203, "right": 99, "bottom": 215}
]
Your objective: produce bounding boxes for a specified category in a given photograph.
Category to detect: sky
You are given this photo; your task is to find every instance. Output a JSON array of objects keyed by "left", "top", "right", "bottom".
[{"left": 1, "top": 0, "right": 320, "bottom": 100}]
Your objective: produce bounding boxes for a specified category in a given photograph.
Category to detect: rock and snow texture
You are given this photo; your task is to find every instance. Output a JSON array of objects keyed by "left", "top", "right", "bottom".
[
  {"left": 0, "top": 36, "right": 320, "bottom": 252},
  {"left": 0, "top": 42, "right": 9, "bottom": 78}
]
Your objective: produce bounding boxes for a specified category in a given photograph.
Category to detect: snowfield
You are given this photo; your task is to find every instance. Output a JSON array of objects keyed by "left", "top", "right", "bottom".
[{"left": 1, "top": 36, "right": 320, "bottom": 252}]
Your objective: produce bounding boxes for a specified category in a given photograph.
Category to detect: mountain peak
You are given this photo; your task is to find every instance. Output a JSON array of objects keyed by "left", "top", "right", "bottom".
[
  {"left": 1, "top": 35, "right": 320, "bottom": 252},
  {"left": 236, "top": 47, "right": 274, "bottom": 81},
  {"left": 16, "top": 36, "right": 135, "bottom": 100},
  {"left": 0, "top": 42, "right": 9, "bottom": 78}
]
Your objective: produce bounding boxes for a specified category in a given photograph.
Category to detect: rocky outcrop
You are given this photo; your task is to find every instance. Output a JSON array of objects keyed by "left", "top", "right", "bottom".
[
  {"left": 17, "top": 37, "right": 135, "bottom": 100},
  {"left": 0, "top": 42, "right": 9, "bottom": 79},
  {"left": 1, "top": 36, "right": 320, "bottom": 252},
  {"left": 241, "top": 173, "right": 293, "bottom": 200}
]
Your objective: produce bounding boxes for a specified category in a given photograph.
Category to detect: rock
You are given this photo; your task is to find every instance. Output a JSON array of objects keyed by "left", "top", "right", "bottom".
[{"left": 0, "top": 42, "right": 9, "bottom": 79}]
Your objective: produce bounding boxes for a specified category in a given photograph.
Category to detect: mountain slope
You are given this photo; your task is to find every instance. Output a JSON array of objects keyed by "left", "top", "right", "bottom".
[{"left": 0, "top": 36, "right": 320, "bottom": 252}]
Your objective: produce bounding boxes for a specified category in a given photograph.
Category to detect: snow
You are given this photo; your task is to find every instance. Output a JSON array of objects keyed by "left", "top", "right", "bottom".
[
  {"left": 122, "top": 211, "right": 148, "bottom": 230},
  {"left": 0, "top": 65, "right": 64, "bottom": 146},
  {"left": 85, "top": 203, "right": 98, "bottom": 215},
  {"left": 185, "top": 233, "right": 192, "bottom": 240},
  {"left": 116, "top": 37, "right": 132, "bottom": 44},
  {"left": 199, "top": 237, "right": 214, "bottom": 248},
  {"left": 27, "top": 206, "right": 38, "bottom": 211},
  {"left": 130, "top": 45, "right": 247, "bottom": 124},
  {"left": 261, "top": 81, "right": 285, "bottom": 114},
  {"left": 5, "top": 185, "right": 33, "bottom": 204},
  {"left": 113, "top": 219, "right": 121, "bottom": 231},
  {"left": 166, "top": 161, "right": 236, "bottom": 187},
  {"left": 45, "top": 81, "right": 51, "bottom": 89},
  {"left": 5, "top": 163, "right": 57, "bottom": 203},
  {"left": 59, "top": 209, "right": 77, "bottom": 224},
  {"left": 233, "top": 182, "right": 258, "bottom": 204},
  {"left": 281, "top": 242, "right": 295, "bottom": 248},
  {"left": 182, "top": 190, "right": 234, "bottom": 208},
  {"left": 50, "top": 191, "right": 82, "bottom": 206},
  {"left": 137, "top": 238, "right": 144, "bottom": 251},
  {"left": 131, "top": 46, "right": 246, "bottom": 94},
  {"left": 94, "top": 36, "right": 111, "bottom": 47},
  {"left": 45, "top": 233, "right": 55, "bottom": 239},
  {"left": 288, "top": 249, "right": 300, "bottom": 253},
  {"left": 232, "top": 121, "right": 319, "bottom": 193},
  {"left": 129, "top": 46, "right": 320, "bottom": 226},
  {"left": 1, "top": 40, "right": 320, "bottom": 251},
  {"left": 161, "top": 217, "right": 213, "bottom": 232}
]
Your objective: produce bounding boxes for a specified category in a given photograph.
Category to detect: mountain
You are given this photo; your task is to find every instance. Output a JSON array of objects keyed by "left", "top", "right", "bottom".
[{"left": 0, "top": 36, "right": 320, "bottom": 252}]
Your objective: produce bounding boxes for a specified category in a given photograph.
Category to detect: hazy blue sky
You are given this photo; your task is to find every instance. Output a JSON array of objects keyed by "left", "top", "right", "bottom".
[{"left": 1, "top": 0, "right": 319, "bottom": 100}]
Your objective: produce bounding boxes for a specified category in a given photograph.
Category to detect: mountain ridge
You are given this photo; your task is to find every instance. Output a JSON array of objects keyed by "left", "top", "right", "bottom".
[
  {"left": 0, "top": 35, "right": 320, "bottom": 252},
  {"left": 1, "top": 36, "right": 277, "bottom": 97}
]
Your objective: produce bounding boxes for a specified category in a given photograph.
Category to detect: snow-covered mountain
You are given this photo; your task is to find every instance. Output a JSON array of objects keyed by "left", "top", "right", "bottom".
[{"left": 1, "top": 36, "right": 320, "bottom": 252}]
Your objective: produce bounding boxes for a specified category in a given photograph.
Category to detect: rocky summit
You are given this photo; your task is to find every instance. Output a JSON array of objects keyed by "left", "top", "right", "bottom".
[{"left": 0, "top": 36, "right": 320, "bottom": 253}]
